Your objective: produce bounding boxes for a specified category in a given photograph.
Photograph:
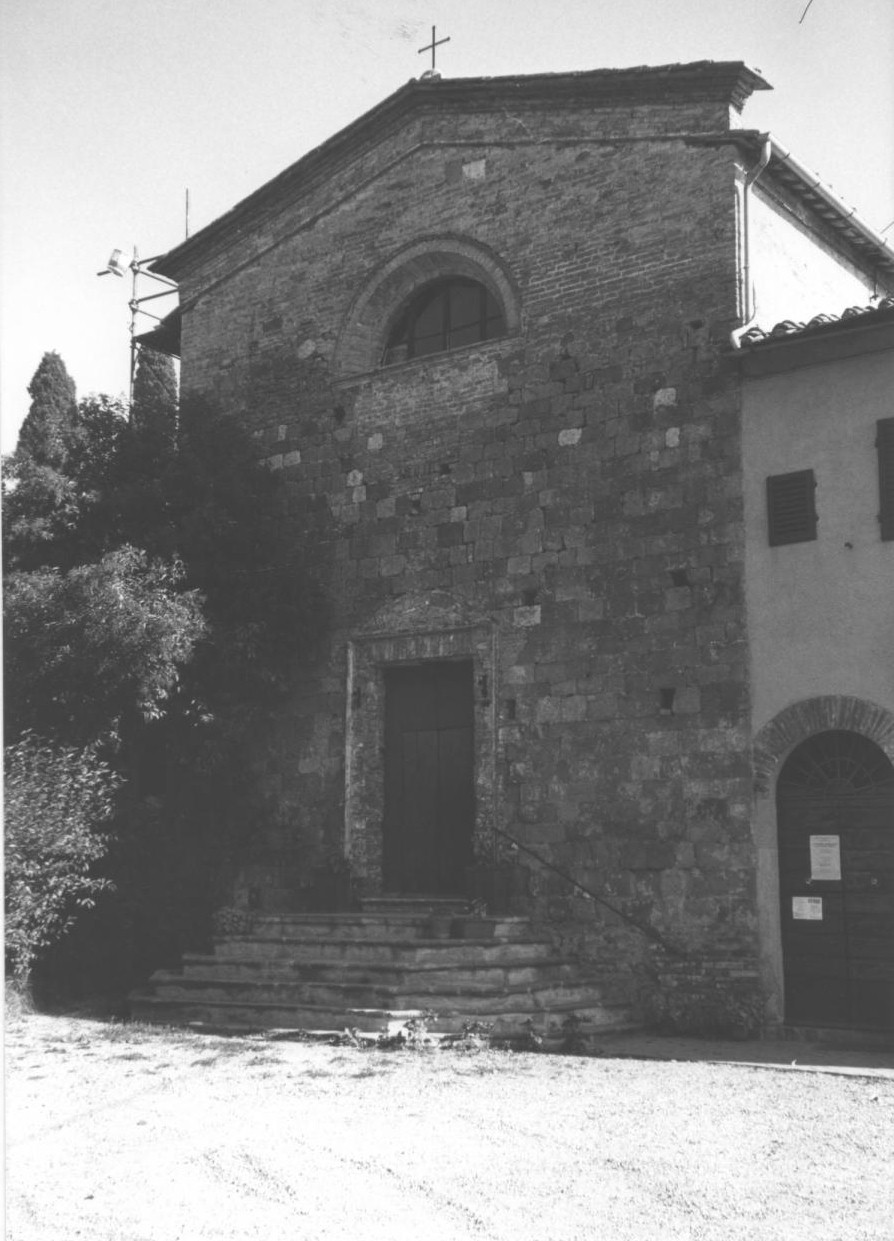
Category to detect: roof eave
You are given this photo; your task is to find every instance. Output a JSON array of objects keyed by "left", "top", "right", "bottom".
[
  {"left": 135, "top": 307, "right": 182, "bottom": 359},
  {"left": 730, "top": 130, "right": 894, "bottom": 280},
  {"left": 734, "top": 307, "right": 894, "bottom": 376}
]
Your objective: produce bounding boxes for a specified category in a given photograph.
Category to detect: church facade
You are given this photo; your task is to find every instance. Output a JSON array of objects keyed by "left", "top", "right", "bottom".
[{"left": 150, "top": 62, "right": 894, "bottom": 1033}]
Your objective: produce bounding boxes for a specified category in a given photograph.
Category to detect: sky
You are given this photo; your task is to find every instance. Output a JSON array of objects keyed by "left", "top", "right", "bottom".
[{"left": 1, "top": 0, "right": 892, "bottom": 450}]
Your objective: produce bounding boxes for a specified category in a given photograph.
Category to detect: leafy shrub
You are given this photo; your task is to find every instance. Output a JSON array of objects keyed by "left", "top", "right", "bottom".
[
  {"left": 649, "top": 986, "right": 764, "bottom": 1040},
  {"left": 442, "top": 1019, "right": 494, "bottom": 1053},
  {"left": 4, "top": 734, "right": 120, "bottom": 983},
  {"left": 212, "top": 906, "right": 256, "bottom": 936},
  {"left": 374, "top": 1011, "right": 437, "bottom": 1051}
]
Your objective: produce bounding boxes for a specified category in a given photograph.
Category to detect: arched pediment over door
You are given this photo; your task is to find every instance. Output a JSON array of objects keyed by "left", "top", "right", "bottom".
[{"left": 752, "top": 696, "right": 894, "bottom": 797}]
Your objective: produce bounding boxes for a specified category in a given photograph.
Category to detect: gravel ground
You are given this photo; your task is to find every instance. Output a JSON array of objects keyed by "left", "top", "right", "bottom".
[{"left": 6, "top": 1012, "right": 894, "bottom": 1241}]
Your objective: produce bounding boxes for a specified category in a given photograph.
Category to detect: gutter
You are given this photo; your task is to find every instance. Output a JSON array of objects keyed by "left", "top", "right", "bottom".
[{"left": 730, "top": 134, "right": 771, "bottom": 348}]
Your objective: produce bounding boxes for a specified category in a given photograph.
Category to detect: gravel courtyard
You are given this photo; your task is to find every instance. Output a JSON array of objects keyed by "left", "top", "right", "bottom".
[{"left": 6, "top": 1012, "right": 893, "bottom": 1241}]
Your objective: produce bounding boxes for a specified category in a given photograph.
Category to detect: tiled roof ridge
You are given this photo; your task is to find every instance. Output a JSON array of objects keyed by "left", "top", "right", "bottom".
[{"left": 740, "top": 295, "right": 894, "bottom": 346}]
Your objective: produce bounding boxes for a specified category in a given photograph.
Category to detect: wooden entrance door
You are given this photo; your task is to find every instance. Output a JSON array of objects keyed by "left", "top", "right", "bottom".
[
  {"left": 383, "top": 661, "right": 474, "bottom": 895},
  {"left": 777, "top": 730, "right": 894, "bottom": 1030}
]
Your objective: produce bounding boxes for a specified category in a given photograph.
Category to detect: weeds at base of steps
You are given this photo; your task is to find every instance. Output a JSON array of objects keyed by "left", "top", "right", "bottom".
[{"left": 272, "top": 1011, "right": 598, "bottom": 1056}]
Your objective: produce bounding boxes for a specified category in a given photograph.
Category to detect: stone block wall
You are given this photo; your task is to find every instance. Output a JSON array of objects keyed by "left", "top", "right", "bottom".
[{"left": 170, "top": 83, "right": 882, "bottom": 1017}]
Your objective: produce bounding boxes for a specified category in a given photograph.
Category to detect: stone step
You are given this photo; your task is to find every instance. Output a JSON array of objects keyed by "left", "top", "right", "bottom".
[
  {"left": 130, "top": 908, "right": 638, "bottom": 1037},
  {"left": 129, "top": 993, "right": 636, "bottom": 1038},
  {"left": 360, "top": 896, "right": 471, "bottom": 915},
  {"left": 180, "top": 953, "right": 580, "bottom": 988},
  {"left": 245, "top": 912, "right": 536, "bottom": 942},
  {"left": 213, "top": 936, "right": 555, "bottom": 966},
  {"left": 151, "top": 969, "right": 598, "bottom": 1010}
]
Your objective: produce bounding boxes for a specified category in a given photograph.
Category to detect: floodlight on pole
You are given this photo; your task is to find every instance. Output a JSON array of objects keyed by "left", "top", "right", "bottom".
[
  {"left": 96, "top": 245, "right": 179, "bottom": 403},
  {"left": 96, "top": 249, "right": 130, "bottom": 278}
]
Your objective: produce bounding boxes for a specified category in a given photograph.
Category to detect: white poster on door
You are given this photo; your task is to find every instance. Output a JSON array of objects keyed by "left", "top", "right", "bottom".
[
  {"left": 792, "top": 896, "right": 823, "bottom": 920},
  {"left": 809, "top": 834, "right": 841, "bottom": 881}
]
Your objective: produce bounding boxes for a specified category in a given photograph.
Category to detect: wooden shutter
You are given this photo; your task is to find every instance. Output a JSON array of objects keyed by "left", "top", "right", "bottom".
[
  {"left": 766, "top": 470, "right": 817, "bottom": 546},
  {"left": 877, "top": 418, "right": 894, "bottom": 541}
]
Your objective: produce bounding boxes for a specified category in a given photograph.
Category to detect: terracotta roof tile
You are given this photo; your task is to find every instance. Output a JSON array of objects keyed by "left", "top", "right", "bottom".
[{"left": 740, "top": 296, "right": 894, "bottom": 346}]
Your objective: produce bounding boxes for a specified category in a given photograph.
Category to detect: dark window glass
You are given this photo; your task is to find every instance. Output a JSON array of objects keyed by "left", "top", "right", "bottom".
[
  {"left": 450, "top": 321, "right": 481, "bottom": 349},
  {"left": 766, "top": 469, "right": 817, "bottom": 546},
  {"left": 877, "top": 417, "right": 894, "bottom": 541},
  {"left": 449, "top": 284, "right": 481, "bottom": 332},
  {"left": 383, "top": 278, "right": 506, "bottom": 363}
]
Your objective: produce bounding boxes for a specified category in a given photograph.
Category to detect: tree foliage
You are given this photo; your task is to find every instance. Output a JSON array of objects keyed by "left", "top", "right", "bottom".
[
  {"left": 131, "top": 347, "right": 178, "bottom": 461},
  {"left": 148, "top": 397, "right": 314, "bottom": 703},
  {"left": 16, "top": 351, "right": 78, "bottom": 469},
  {"left": 3, "top": 352, "right": 324, "bottom": 992},
  {"left": 4, "top": 735, "right": 120, "bottom": 982},
  {"left": 4, "top": 547, "right": 206, "bottom": 747},
  {"left": 3, "top": 393, "right": 128, "bottom": 572}
]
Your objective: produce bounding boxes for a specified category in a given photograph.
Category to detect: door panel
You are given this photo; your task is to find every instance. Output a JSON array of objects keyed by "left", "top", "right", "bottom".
[
  {"left": 398, "top": 729, "right": 440, "bottom": 891},
  {"left": 383, "top": 661, "right": 474, "bottom": 894},
  {"left": 777, "top": 730, "right": 894, "bottom": 1030}
]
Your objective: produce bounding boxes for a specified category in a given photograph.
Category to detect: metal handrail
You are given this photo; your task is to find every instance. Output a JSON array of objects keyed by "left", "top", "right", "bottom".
[{"left": 492, "top": 825, "right": 688, "bottom": 958}]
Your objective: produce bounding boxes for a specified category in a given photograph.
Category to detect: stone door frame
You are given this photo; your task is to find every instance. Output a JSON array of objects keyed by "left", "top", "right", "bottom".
[{"left": 344, "top": 622, "right": 498, "bottom": 893}]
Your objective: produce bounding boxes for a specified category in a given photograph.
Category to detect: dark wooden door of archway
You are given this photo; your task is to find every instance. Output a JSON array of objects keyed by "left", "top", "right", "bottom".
[
  {"left": 383, "top": 660, "right": 474, "bottom": 895},
  {"left": 777, "top": 730, "right": 894, "bottom": 1030}
]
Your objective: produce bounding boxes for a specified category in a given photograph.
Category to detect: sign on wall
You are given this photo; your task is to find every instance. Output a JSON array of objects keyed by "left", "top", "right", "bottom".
[
  {"left": 809, "top": 834, "right": 842, "bottom": 881},
  {"left": 792, "top": 896, "right": 823, "bottom": 920}
]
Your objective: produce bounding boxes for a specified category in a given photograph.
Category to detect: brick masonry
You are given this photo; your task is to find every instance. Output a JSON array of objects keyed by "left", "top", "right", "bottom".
[
  {"left": 753, "top": 695, "right": 894, "bottom": 796},
  {"left": 164, "top": 69, "right": 883, "bottom": 1022}
]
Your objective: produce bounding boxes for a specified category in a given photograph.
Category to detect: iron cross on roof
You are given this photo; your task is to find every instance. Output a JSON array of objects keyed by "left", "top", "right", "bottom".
[{"left": 418, "top": 25, "right": 450, "bottom": 74}]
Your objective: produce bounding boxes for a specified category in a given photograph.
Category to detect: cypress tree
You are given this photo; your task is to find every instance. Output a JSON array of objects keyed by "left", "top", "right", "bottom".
[
  {"left": 131, "top": 347, "right": 178, "bottom": 458},
  {"left": 17, "top": 352, "right": 78, "bottom": 469}
]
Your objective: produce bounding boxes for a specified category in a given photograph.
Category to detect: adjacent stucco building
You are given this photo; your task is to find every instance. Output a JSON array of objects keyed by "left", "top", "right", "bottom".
[{"left": 737, "top": 300, "right": 894, "bottom": 1031}]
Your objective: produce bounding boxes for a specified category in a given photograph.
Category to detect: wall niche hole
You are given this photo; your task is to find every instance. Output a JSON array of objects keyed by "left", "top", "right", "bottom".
[
  {"left": 670, "top": 568, "right": 689, "bottom": 587},
  {"left": 505, "top": 698, "right": 517, "bottom": 721},
  {"left": 439, "top": 462, "right": 452, "bottom": 476},
  {"left": 521, "top": 588, "right": 539, "bottom": 607},
  {"left": 409, "top": 493, "right": 423, "bottom": 516},
  {"left": 659, "top": 687, "right": 676, "bottom": 714}
]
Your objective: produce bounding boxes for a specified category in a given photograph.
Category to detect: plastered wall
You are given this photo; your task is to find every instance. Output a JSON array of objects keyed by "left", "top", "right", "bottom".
[{"left": 743, "top": 344, "right": 894, "bottom": 734}]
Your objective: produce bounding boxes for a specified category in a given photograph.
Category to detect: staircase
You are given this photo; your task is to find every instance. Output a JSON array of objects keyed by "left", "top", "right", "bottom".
[{"left": 130, "top": 898, "right": 638, "bottom": 1039}]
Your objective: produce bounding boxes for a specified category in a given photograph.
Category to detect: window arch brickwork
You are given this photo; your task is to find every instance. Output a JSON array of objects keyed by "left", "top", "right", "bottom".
[
  {"left": 333, "top": 236, "right": 521, "bottom": 379},
  {"left": 753, "top": 695, "right": 894, "bottom": 795}
]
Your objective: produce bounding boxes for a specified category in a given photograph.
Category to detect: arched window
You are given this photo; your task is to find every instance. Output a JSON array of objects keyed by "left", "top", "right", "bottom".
[
  {"left": 777, "top": 729, "right": 894, "bottom": 794},
  {"left": 382, "top": 277, "right": 506, "bottom": 365}
]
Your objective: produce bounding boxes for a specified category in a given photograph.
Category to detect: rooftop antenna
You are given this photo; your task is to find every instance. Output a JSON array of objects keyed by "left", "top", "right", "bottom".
[
  {"left": 418, "top": 25, "right": 449, "bottom": 80},
  {"left": 185, "top": 188, "right": 190, "bottom": 240}
]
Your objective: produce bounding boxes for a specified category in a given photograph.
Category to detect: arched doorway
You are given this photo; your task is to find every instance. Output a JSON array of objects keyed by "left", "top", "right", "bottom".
[{"left": 777, "top": 730, "right": 894, "bottom": 1029}]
